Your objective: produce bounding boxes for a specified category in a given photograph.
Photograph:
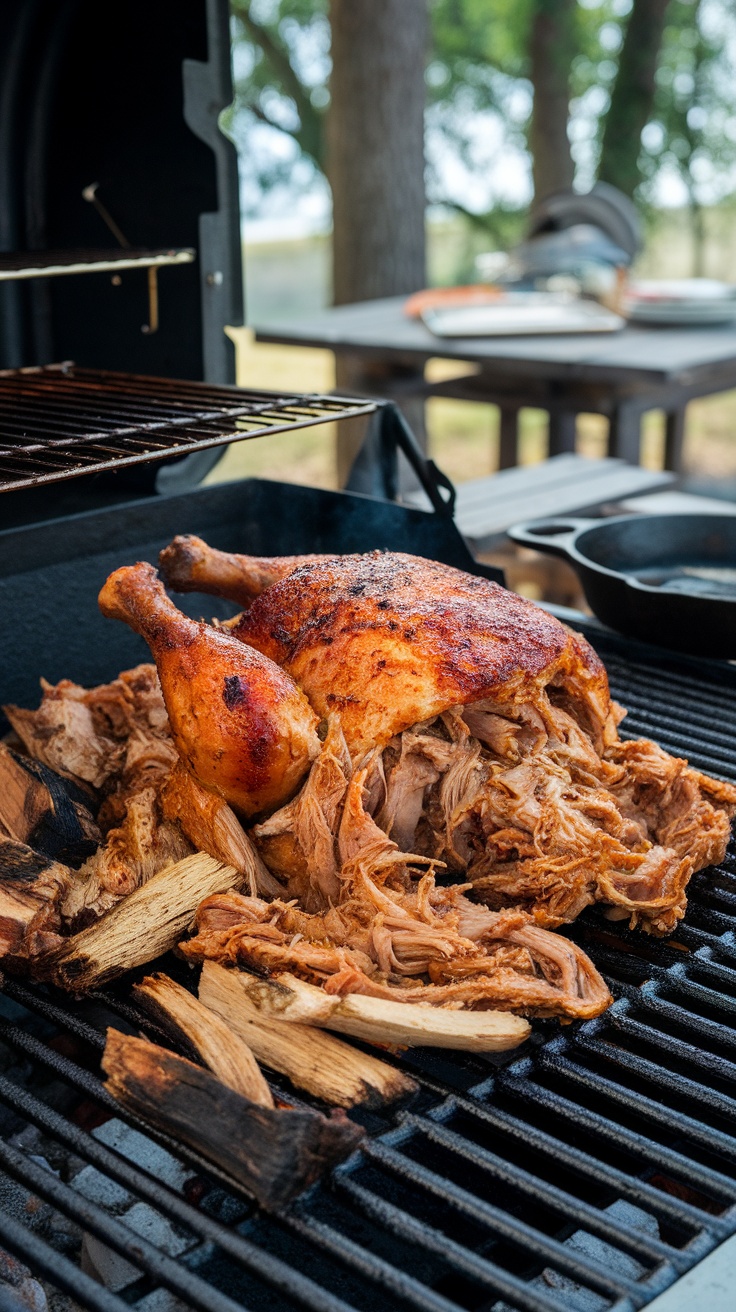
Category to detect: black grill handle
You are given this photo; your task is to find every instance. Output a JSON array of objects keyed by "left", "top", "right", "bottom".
[
  {"left": 345, "top": 402, "right": 457, "bottom": 516},
  {"left": 377, "top": 402, "right": 457, "bottom": 516}
]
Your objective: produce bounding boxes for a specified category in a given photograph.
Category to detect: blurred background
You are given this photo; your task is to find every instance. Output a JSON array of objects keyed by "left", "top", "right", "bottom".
[{"left": 208, "top": 0, "right": 736, "bottom": 494}]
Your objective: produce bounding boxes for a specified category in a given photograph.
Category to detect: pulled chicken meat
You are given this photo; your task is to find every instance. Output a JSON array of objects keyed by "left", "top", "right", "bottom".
[
  {"left": 184, "top": 720, "right": 612, "bottom": 1019},
  {"left": 5, "top": 666, "right": 189, "bottom": 917},
  {"left": 377, "top": 696, "right": 736, "bottom": 935},
  {"left": 4, "top": 666, "right": 270, "bottom": 945},
  {"left": 154, "top": 542, "right": 736, "bottom": 937},
  {"left": 256, "top": 691, "right": 736, "bottom": 938}
]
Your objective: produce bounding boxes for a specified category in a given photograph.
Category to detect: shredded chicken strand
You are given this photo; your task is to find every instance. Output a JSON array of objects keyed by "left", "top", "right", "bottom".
[{"left": 187, "top": 722, "right": 613, "bottom": 1018}]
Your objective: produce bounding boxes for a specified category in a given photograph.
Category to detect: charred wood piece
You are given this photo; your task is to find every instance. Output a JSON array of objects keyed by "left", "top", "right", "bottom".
[
  {"left": 0, "top": 840, "right": 70, "bottom": 958},
  {"left": 133, "top": 972, "right": 273, "bottom": 1108},
  {"left": 102, "top": 1029, "right": 364, "bottom": 1209},
  {"left": 0, "top": 743, "right": 99, "bottom": 867}
]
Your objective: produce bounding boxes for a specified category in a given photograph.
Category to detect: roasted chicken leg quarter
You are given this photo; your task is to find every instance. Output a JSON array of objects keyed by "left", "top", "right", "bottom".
[
  {"left": 160, "top": 542, "right": 610, "bottom": 756},
  {"left": 98, "top": 563, "right": 320, "bottom": 817},
  {"left": 159, "top": 535, "right": 330, "bottom": 609}
]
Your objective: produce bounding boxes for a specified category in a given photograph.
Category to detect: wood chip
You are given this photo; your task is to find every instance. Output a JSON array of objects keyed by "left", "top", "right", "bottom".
[
  {"left": 42, "top": 853, "right": 243, "bottom": 990},
  {"left": 102, "top": 1028, "right": 363, "bottom": 1209},
  {"left": 220, "top": 968, "right": 531, "bottom": 1052},
  {"left": 0, "top": 743, "right": 99, "bottom": 866},
  {"left": 199, "top": 960, "right": 416, "bottom": 1108},
  {"left": 0, "top": 841, "right": 70, "bottom": 958},
  {"left": 133, "top": 972, "right": 274, "bottom": 1108}
]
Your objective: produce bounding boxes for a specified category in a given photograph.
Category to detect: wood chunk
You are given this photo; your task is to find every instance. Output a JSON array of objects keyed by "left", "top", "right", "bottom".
[
  {"left": 0, "top": 743, "right": 100, "bottom": 867},
  {"left": 42, "top": 853, "right": 244, "bottom": 990},
  {"left": 0, "top": 840, "right": 70, "bottom": 958},
  {"left": 133, "top": 972, "right": 274, "bottom": 1108},
  {"left": 102, "top": 1028, "right": 364, "bottom": 1210},
  {"left": 160, "top": 761, "right": 284, "bottom": 897},
  {"left": 198, "top": 961, "right": 416, "bottom": 1108},
  {"left": 221, "top": 968, "right": 531, "bottom": 1052}
]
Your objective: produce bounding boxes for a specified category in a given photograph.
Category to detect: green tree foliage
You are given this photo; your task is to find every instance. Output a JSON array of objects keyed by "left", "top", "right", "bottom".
[
  {"left": 229, "top": 0, "right": 736, "bottom": 225},
  {"left": 636, "top": 0, "right": 736, "bottom": 262},
  {"left": 228, "top": 0, "right": 329, "bottom": 201}
]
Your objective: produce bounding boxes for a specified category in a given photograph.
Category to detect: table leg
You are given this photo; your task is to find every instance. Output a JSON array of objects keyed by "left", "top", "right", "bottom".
[
  {"left": 664, "top": 407, "right": 687, "bottom": 472},
  {"left": 498, "top": 407, "right": 518, "bottom": 469},
  {"left": 608, "top": 402, "right": 643, "bottom": 464},
  {"left": 548, "top": 411, "right": 577, "bottom": 456}
]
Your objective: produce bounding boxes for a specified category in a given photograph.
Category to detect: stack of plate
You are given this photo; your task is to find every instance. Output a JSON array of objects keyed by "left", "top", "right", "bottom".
[{"left": 625, "top": 278, "right": 736, "bottom": 326}]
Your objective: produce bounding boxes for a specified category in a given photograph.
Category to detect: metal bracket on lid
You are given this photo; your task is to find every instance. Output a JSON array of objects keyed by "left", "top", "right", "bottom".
[
  {"left": 378, "top": 402, "right": 457, "bottom": 517},
  {"left": 346, "top": 401, "right": 457, "bottom": 518}
]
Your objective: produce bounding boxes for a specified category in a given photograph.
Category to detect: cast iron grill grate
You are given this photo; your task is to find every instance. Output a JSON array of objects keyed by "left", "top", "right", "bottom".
[
  {"left": 0, "top": 364, "right": 377, "bottom": 492},
  {"left": 0, "top": 631, "right": 735, "bottom": 1312}
]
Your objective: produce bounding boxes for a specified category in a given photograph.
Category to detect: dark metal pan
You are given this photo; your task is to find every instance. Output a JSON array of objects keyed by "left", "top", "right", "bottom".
[{"left": 507, "top": 513, "right": 736, "bottom": 658}]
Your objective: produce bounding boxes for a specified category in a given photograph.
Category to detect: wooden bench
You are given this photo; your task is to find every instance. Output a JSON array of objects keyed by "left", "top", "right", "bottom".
[{"left": 406, "top": 453, "right": 674, "bottom": 553}]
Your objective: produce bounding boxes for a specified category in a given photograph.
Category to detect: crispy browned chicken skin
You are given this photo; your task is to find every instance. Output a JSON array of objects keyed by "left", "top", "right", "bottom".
[
  {"left": 160, "top": 537, "right": 609, "bottom": 755},
  {"left": 98, "top": 563, "right": 320, "bottom": 817}
]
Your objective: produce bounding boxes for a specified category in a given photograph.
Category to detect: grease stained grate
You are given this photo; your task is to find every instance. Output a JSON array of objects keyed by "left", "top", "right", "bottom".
[
  {"left": 0, "top": 633, "right": 735, "bottom": 1312},
  {"left": 0, "top": 364, "right": 377, "bottom": 492}
]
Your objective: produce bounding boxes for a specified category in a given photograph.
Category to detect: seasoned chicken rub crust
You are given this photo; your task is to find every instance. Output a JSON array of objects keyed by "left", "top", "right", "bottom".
[{"left": 163, "top": 540, "right": 611, "bottom": 757}]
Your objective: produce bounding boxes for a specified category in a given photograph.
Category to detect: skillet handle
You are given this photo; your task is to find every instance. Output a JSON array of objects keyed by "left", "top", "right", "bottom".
[{"left": 507, "top": 518, "right": 598, "bottom": 560}]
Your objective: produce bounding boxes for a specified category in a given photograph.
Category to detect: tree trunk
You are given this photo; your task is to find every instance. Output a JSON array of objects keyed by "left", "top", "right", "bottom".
[
  {"left": 328, "top": 0, "right": 428, "bottom": 489},
  {"left": 598, "top": 0, "right": 671, "bottom": 197},
  {"left": 528, "top": 0, "right": 576, "bottom": 201},
  {"left": 690, "top": 195, "right": 706, "bottom": 277},
  {"left": 327, "top": 0, "right": 427, "bottom": 305}
]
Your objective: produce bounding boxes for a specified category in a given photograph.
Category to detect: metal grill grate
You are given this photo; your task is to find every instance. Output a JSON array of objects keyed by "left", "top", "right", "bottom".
[
  {"left": 0, "top": 249, "right": 195, "bottom": 281},
  {"left": 0, "top": 631, "right": 735, "bottom": 1312},
  {"left": 0, "top": 364, "right": 378, "bottom": 492}
]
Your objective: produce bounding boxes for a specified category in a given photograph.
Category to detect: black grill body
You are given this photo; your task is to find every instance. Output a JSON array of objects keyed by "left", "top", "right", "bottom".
[{"left": 0, "top": 481, "right": 735, "bottom": 1312}]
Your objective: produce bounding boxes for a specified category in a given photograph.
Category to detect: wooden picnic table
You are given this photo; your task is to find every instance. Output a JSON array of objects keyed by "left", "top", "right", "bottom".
[{"left": 254, "top": 294, "right": 736, "bottom": 474}]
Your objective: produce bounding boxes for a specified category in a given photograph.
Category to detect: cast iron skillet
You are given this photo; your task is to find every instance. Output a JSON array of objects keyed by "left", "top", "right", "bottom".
[{"left": 507, "top": 513, "right": 736, "bottom": 658}]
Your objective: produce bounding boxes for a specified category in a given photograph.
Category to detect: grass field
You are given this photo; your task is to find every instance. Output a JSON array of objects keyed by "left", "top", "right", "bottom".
[{"left": 206, "top": 212, "right": 736, "bottom": 496}]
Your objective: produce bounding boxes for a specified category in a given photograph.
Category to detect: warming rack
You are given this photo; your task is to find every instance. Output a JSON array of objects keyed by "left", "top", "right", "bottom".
[
  {"left": 0, "top": 363, "right": 378, "bottom": 493},
  {"left": 0, "top": 249, "right": 195, "bottom": 281}
]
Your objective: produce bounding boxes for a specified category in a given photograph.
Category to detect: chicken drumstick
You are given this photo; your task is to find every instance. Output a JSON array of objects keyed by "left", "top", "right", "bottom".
[
  {"left": 98, "top": 563, "right": 320, "bottom": 817},
  {"left": 159, "top": 535, "right": 328, "bottom": 608}
]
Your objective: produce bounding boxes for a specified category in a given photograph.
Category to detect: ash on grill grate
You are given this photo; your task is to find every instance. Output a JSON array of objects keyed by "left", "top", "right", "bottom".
[
  {"left": 0, "top": 637, "right": 736, "bottom": 1311},
  {"left": 0, "top": 365, "right": 377, "bottom": 493}
]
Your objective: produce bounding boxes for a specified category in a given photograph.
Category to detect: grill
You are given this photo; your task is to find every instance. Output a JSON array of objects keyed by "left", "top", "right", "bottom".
[
  {"left": 0, "top": 364, "right": 377, "bottom": 493},
  {"left": 0, "top": 334, "right": 731, "bottom": 1312},
  {"left": 0, "top": 625, "right": 735, "bottom": 1312},
  {"left": 1, "top": 0, "right": 241, "bottom": 384},
  {"left": 3, "top": 4, "right": 733, "bottom": 1304}
]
